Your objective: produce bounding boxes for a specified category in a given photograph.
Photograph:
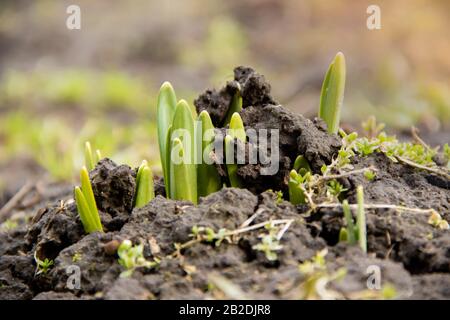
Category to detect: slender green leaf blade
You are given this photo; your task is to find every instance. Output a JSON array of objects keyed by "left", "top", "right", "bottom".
[
  {"left": 318, "top": 52, "right": 346, "bottom": 134},
  {"left": 157, "top": 82, "right": 177, "bottom": 195},
  {"left": 84, "top": 141, "right": 95, "bottom": 171},
  {"left": 342, "top": 200, "right": 356, "bottom": 244},
  {"left": 75, "top": 187, "right": 98, "bottom": 233},
  {"left": 356, "top": 186, "right": 367, "bottom": 253},
  {"left": 80, "top": 166, "right": 103, "bottom": 232}
]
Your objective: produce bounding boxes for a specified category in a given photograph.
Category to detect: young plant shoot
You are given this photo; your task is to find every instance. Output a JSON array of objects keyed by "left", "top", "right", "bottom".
[
  {"left": 168, "top": 100, "right": 197, "bottom": 203},
  {"left": 339, "top": 186, "right": 367, "bottom": 253},
  {"left": 197, "top": 110, "right": 222, "bottom": 197},
  {"left": 289, "top": 155, "right": 312, "bottom": 205},
  {"left": 84, "top": 141, "right": 102, "bottom": 171},
  {"left": 223, "top": 87, "right": 243, "bottom": 126},
  {"left": 156, "top": 82, "right": 177, "bottom": 196},
  {"left": 74, "top": 167, "right": 103, "bottom": 233},
  {"left": 225, "top": 112, "right": 246, "bottom": 188},
  {"left": 134, "top": 160, "right": 155, "bottom": 208},
  {"left": 318, "top": 52, "right": 346, "bottom": 134}
]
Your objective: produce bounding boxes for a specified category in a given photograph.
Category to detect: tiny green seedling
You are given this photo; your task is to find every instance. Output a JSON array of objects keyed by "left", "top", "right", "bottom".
[
  {"left": 84, "top": 141, "right": 102, "bottom": 171},
  {"left": 34, "top": 251, "right": 54, "bottom": 275},
  {"left": 117, "top": 239, "right": 159, "bottom": 278},
  {"left": 74, "top": 167, "right": 103, "bottom": 233},
  {"left": 318, "top": 52, "right": 346, "bottom": 134},
  {"left": 134, "top": 160, "right": 155, "bottom": 208},
  {"left": 339, "top": 186, "right": 367, "bottom": 253},
  {"left": 327, "top": 180, "right": 348, "bottom": 198},
  {"left": 225, "top": 112, "right": 246, "bottom": 188},
  {"left": 252, "top": 222, "right": 283, "bottom": 261},
  {"left": 288, "top": 156, "right": 312, "bottom": 205}
]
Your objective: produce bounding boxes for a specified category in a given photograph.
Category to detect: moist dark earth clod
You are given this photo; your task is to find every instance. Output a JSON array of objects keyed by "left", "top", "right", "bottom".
[{"left": 1, "top": 67, "right": 449, "bottom": 300}]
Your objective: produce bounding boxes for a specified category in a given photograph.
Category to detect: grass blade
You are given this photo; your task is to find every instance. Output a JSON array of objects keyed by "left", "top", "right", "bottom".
[
  {"left": 356, "top": 186, "right": 367, "bottom": 253},
  {"left": 157, "top": 82, "right": 177, "bottom": 196},
  {"left": 197, "top": 110, "right": 222, "bottom": 197},
  {"left": 318, "top": 52, "right": 346, "bottom": 134},
  {"left": 342, "top": 200, "right": 356, "bottom": 244},
  {"left": 84, "top": 141, "right": 95, "bottom": 171},
  {"left": 229, "top": 112, "right": 246, "bottom": 141}
]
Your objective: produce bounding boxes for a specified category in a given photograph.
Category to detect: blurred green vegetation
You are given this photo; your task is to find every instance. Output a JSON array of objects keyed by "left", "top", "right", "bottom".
[
  {"left": 0, "top": 70, "right": 161, "bottom": 181},
  {"left": 0, "top": 0, "right": 448, "bottom": 183}
]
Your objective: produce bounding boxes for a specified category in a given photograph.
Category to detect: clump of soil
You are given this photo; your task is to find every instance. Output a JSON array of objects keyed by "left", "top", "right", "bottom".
[{"left": 1, "top": 67, "right": 449, "bottom": 300}]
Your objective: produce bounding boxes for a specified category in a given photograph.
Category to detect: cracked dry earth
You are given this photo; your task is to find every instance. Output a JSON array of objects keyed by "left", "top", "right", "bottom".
[{"left": 1, "top": 67, "right": 449, "bottom": 300}]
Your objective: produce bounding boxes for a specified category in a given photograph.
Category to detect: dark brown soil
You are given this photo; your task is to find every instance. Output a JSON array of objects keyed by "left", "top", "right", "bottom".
[{"left": 0, "top": 67, "right": 449, "bottom": 300}]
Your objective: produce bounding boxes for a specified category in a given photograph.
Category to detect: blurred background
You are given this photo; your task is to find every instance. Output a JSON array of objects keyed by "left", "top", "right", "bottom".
[{"left": 0, "top": 0, "right": 449, "bottom": 192}]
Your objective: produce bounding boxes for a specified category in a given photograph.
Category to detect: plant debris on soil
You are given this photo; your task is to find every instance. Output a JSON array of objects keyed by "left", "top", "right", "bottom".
[{"left": 1, "top": 67, "right": 449, "bottom": 300}]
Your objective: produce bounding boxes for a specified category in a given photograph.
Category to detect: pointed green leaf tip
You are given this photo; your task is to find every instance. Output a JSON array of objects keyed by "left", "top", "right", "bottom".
[
  {"left": 157, "top": 81, "right": 177, "bottom": 196},
  {"left": 85, "top": 141, "right": 102, "bottom": 171},
  {"left": 225, "top": 112, "right": 246, "bottom": 188},
  {"left": 229, "top": 112, "right": 246, "bottom": 142},
  {"left": 84, "top": 141, "right": 95, "bottom": 171},
  {"left": 319, "top": 52, "right": 346, "bottom": 134},
  {"left": 75, "top": 167, "right": 103, "bottom": 233},
  {"left": 197, "top": 110, "right": 222, "bottom": 197},
  {"left": 134, "top": 160, "right": 155, "bottom": 208},
  {"left": 223, "top": 88, "right": 242, "bottom": 126}
]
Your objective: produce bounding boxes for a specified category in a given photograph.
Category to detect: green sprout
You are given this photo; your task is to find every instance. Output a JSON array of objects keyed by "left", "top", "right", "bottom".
[
  {"left": 223, "top": 88, "right": 243, "bottom": 125},
  {"left": 74, "top": 167, "right": 103, "bottom": 233},
  {"left": 197, "top": 110, "right": 222, "bottom": 197},
  {"left": 157, "top": 82, "right": 177, "bottom": 196},
  {"left": 117, "top": 240, "right": 159, "bottom": 278},
  {"left": 364, "top": 169, "right": 376, "bottom": 181},
  {"left": 134, "top": 160, "right": 155, "bottom": 208},
  {"left": 252, "top": 222, "right": 283, "bottom": 261},
  {"left": 225, "top": 112, "right": 246, "bottom": 188},
  {"left": 327, "top": 180, "right": 348, "bottom": 198},
  {"left": 339, "top": 186, "right": 367, "bottom": 253},
  {"left": 84, "top": 141, "right": 102, "bottom": 171},
  {"left": 289, "top": 156, "right": 312, "bottom": 205},
  {"left": 34, "top": 252, "right": 54, "bottom": 275},
  {"left": 318, "top": 52, "right": 346, "bottom": 134},
  {"left": 157, "top": 83, "right": 198, "bottom": 203},
  {"left": 169, "top": 100, "right": 197, "bottom": 203}
]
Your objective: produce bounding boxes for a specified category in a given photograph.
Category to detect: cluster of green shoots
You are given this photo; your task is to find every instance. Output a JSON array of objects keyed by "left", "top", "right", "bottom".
[
  {"left": 117, "top": 239, "right": 159, "bottom": 278},
  {"left": 156, "top": 82, "right": 244, "bottom": 204},
  {"left": 75, "top": 142, "right": 155, "bottom": 234}
]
